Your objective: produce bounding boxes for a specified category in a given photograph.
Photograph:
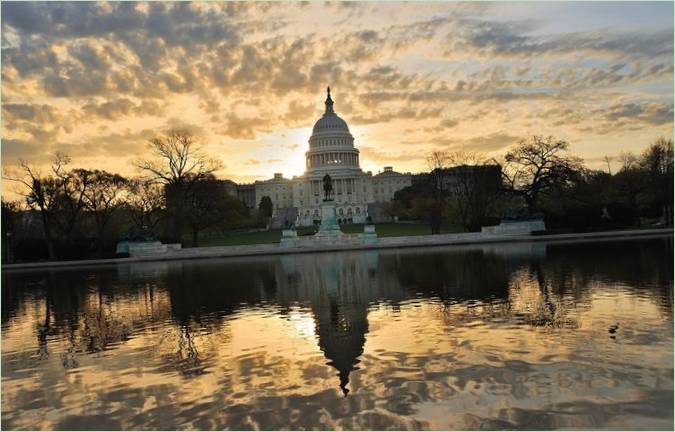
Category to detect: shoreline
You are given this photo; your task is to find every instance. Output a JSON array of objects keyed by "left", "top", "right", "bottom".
[{"left": 2, "top": 227, "right": 672, "bottom": 272}]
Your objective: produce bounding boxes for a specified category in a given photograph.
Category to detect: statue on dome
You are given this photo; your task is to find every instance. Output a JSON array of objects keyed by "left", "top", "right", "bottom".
[{"left": 323, "top": 173, "right": 333, "bottom": 201}]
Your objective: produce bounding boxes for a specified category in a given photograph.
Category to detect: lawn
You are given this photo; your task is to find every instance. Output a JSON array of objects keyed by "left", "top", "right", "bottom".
[
  {"left": 195, "top": 222, "right": 464, "bottom": 247},
  {"left": 197, "top": 229, "right": 281, "bottom": 247}
]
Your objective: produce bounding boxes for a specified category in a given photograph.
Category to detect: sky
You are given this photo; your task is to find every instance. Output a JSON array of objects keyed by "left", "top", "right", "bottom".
[{"left": 2, "top": 1, "right": 673, "bottom": 189}]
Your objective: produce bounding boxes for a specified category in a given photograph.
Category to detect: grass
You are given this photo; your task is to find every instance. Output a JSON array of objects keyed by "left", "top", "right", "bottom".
[
  {"left": 198, "top": 229, "right": 281, "bottom": 247},
  {"left": 194, "top": 222, "right": 464, "bottom": 247}
]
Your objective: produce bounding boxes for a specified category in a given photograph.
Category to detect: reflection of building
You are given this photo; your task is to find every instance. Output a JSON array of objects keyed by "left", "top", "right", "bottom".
[
  {"left": 246, "top": 88, "right": 412, "bottom": 226},
  {"left": 314, "top": 296, "right": 368, "bottom": 396},
  {"left": 277, "top": 251, "right": 391, "bottom": 395}
]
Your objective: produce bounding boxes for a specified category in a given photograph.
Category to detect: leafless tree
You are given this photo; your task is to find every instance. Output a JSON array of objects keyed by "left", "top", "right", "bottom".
[
  {"left": 135, "top": 130, "right": 222, "bottom": 186},
  {"left": 445, "top": 151, "right": 501, "bottom": 231},
  {"left": 640, "top": 137, "right": 673, "bottom": 224},
  {"left": 426, "top": 151, "right": 451, "bottom": 234},
  {"left": 125, "top": 178, "right": 166, "bottom": 234},
  {"left": 603, "top": 155, "right": 613, "bottom": 175},
  {"left": 3, "top": 153, "right": 71, "bottom": 260},
  {"left": 135, "top": 130, "right": 222, "bottom": 242},
  {"left": 619, "top": 151, "right": 638, "bottom": 171},
  {"left": 502, "top": 136, "right": 583, "bottom": 213},
  {"left": 79, "top": 169, "right": 128, "bottom": 253}
]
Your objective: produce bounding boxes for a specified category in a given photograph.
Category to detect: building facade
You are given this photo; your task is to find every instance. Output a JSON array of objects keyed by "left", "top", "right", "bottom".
[{"left": 250, "top": 88, "right": 412, "bottom": 227}]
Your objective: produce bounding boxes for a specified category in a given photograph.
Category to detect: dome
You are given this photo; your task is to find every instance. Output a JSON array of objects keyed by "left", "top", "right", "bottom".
[
  {"left": 311, "top": 87, "right": 351, "bottom": 135},
  {"left": 305, "top": 87, "right": 361, "bottom": 173},
  {"left": 312, "top": 112, "right": 350, "bottom": 134}
]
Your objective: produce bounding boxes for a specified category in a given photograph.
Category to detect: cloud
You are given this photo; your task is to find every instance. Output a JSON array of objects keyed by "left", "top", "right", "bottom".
[
  {"left": 604, "top": 102, "right": 674, "bottom": 126},
  {"left": 2, "top": 103, "right": 58, "bottom": 123},
  {"left": 282, "top": 100, "right": 317, "bottom": 126},
  {"left": 220, "top": 113, "right": 271, "bottom": 140},
  {"left": 447, "top": 18, "right": 673, "bottom": 60},
  {"left": 1, "top": 1, "right": 672, "bottom": 183}
]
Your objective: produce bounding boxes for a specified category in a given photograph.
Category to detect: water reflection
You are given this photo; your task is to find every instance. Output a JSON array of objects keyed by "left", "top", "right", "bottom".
[{"left": 2, "top": 236, "right": 673, "bottom": 430}]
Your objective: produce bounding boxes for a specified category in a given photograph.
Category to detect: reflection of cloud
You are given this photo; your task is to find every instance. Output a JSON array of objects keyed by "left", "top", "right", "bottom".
[{"left": 1, "top": 238, "right": 672, "bottom": 429}]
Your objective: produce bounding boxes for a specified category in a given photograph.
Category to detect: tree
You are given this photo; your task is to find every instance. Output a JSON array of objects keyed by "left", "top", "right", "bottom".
[
  {"left": 80, "top": 169, "right": 128, "bottom": 254},
  {"left": 640, "top": 137, "right": 673, "bottom": 224},
  {"left": 427, "top": 151, "right": 451, "bottom": 234},
  {"left": 183, "top": 175, "right": 241, "bottom": 247},
  {"left": 125, "top": 179, "right": 166, "bottom": 234},
  {"left": 258, "top": 196, "right": 273, "bottom": 228},
  {"left": 502, "top": 135, "right": 583, "bottom": 214},
  {"left": 445, "top": 151, "right": 502, "bottom": 231},
  {"left": 53, "top": 166, "right": 92, "bottom": 244},
  {"left": 4, "top": 153, "right": 70, "bottom": 260},
  {"left": 135, "top": 130, "right": 222, "bottom": 242},
  {"left": 1, "top": 200, "right": 20, "bottom": 263}
]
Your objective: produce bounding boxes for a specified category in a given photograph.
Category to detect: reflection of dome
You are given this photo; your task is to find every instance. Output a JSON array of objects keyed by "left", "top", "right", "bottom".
[{"left": 315, "top": 298, "right": 368, "bottom": 396}]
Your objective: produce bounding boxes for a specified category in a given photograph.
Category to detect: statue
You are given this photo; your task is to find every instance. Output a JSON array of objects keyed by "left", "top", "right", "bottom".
[{"left": 323, "top": 173, "right": 333, "bottom": 201}]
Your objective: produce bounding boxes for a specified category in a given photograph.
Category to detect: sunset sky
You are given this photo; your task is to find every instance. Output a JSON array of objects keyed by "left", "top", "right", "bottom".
[{"left": 2, "top": 1, "right": 673, "bottom": 188}]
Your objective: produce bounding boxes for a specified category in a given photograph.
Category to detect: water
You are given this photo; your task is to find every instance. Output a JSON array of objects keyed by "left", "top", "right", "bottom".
[{"left": 2, "top": 236, "right": 673, "bottom": 430}]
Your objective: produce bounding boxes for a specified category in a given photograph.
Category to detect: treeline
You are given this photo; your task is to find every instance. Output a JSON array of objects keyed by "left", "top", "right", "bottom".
[
  {"left": 2, "top": 132, "right": 673, "bottom": 263},
  {"left": 2, "top": 131, "right": 259, "bottom": 262},
  {"left": 385, "top": 136, "right": 673, "bottom": 233}
]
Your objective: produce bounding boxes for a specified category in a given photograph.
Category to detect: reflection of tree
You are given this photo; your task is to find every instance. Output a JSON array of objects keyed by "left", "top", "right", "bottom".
[
  {"left": 80, "top": 290, "right": 131, "bottom": 354},
  {"left": 36, "top": 287, "right": 52, "bottom": 360},
  {"left": 172, "top": 323, "right": 204, "bottom": 378},
  {"left": 384, "top": 248, "right": 514, "bottom": 303},
  {"left": 509, "top": 264, "right": 577, "bottom": 329}
]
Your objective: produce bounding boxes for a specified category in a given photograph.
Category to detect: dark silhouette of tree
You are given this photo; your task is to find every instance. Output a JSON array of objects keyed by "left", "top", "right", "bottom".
[
  {"left": 53, "top": 166, "right": 92, "bottom": 244},
  {"left": 183, "top": 175, "right": 244, "bottom": 247},
  {"left": 427, "top": 151, "right": 450, "bottom": 234},
  {"left": 1, "top": 200, "right": 20, "bottom": 263},
  {"left": 258, "top": 195, "right": 273, "bottom": 227},
  {"left": 4, "top": 153, "right": 71, "bottom": 260},
  {"left": 445, "top": 151, "right": 502, "bottom": 231},
  {"left": 125, "top": 178, "right": 165, "bottom": 234},
  {"left": 135, "top": 130, "right": 222, "bottom": 242},
  {"left": 640, "top": 137, "right": 673, "bottom": 224},
  {"left": 79, "top": 169, "right": 128, "bottom": 254},
  {"left": 503, "top": 136, "right": 583, "bottom": 214}
]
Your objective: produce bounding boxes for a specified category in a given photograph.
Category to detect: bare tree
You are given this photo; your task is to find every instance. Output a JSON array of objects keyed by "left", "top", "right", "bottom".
[
  {"left": 603, "top": 155, "right": 613, "bottom": 175},
  {"left": 125, "top": 178, "right": 165, "bottom": 234},
  {"left": 3, "top": 153, "right": 71, "bottom": 260},
  {"left": 135, "top": 130, "right": 222, "bottom": 242},
  {"left": 53, "top": 167, "right": 92, "bottom": 244},
  {"left": 503, "top": 136, "right": 583, "bottom": 214},
  {"left": 135, "top": 130, "right": 221, "bottom": 186},
  {"left": 1, "top": 200, "right": 21, "bottom": 263},
  {"left": 640, "top": 137, "right": 673, "bottom": 224},
  {"left": 446, "top": 151, "right": 502, "bottom": 231},
  {"left": 619, "top": 151, "right": 638, "bottom": 171},
  {"left": 80, "top": 169, "right": 128, "bottom": 254},
  {"left": 426, "top": 151, "right": 451, "bottom": 234}
]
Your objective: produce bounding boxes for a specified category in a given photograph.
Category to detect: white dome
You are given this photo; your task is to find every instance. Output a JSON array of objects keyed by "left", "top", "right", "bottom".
[
  {"left": 305, "top": 87, "right": 360, "bottom": 173},
  {"left": 309, "top": 87, "right": 354, "bottom": 149},
  {"left": 312, "top": 112, "right": 350, "bottom": 134}
]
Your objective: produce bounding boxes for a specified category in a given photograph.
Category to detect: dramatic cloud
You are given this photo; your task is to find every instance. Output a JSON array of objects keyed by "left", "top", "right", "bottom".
[{"left": 1, "top": 1, "right": 672, "bottom": 191}]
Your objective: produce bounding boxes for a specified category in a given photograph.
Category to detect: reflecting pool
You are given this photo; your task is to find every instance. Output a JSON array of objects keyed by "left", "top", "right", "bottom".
[{"left": 2, "top": 236, "right": 673, "bottom": 430}]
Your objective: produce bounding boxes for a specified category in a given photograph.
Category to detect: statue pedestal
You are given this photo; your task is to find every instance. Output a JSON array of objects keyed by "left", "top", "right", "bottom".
[
  {"left": 315, "top": 200, "right": 345, "bottom": 243},
  {"left": 362, "top": 224, "right": 378, "bottom": 245},
  {"left": 280, "top": 229, "right": 298, "bottom": 247}
]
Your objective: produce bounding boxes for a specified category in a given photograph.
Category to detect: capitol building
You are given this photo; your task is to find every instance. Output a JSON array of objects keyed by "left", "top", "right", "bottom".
[{"left": 245, "top": 88, "right": 412, "bottom": 227}]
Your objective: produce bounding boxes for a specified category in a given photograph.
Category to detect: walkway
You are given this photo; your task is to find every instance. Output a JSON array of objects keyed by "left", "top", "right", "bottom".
[{"left": 2, "top": 227, "right": 672, "bottom": 271}]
